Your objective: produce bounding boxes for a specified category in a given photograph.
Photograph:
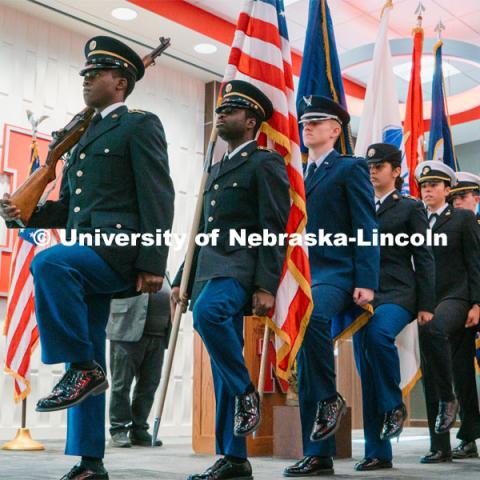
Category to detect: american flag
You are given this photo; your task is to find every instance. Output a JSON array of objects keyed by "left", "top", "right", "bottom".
[
  {"left": 224, "top": 0, "right": 313, "bottom": 381},
  {"left": 4, "top": 140, "right": 47, "bottom": 401}
]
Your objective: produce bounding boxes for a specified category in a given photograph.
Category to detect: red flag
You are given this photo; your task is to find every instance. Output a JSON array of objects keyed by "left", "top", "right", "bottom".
[
  {"left": 403, "top": 26, "right": 424, "bottom": 198},
  {"left": 223, "top": 0, "right": 313, "bottom": 380}
]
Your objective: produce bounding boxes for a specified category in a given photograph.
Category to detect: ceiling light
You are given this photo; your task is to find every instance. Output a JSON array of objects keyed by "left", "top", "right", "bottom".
[
  {"left": 393, "top": 56, "right": 460, "bottom": 84},
  {"left": 111, "top": 7, "right": 138, "bottom": 21},
  {"left": 194, "top": 43, "right": 217, "bottom": 54}
]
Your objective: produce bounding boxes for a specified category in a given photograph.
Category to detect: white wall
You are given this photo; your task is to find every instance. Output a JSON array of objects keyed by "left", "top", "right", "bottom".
[
  {"left": 0, "top": 3, "right": 205, "bottom": 440},
  {"left": 456, "top": 140, "right": 480, "bottom": 174}
]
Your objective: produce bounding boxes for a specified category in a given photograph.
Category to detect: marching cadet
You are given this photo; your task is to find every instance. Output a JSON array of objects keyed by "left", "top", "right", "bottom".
[
  {"left": 416, "top": 161, "right": 480, "bottom": 464},
  {"left": 450, "top": 171, "right": 480, "bottom": 219},
  {"left": 447, "top": 171, "right": 480, "bottom": 459},
  {"left": 0, "top": 36, "right": 174, "bottom": 480},
  {"left": 283, "top": 96, "right": 380, "bottom": 477},
  {"left": 171, "top": 80, "right": 290, "bottom": 480},
  {"left": 352, "top": 144, "right": 435, "bottom": 471}
]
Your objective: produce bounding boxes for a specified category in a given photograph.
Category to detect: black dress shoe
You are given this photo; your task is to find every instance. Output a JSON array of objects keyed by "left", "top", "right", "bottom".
[
  {"left": 187, "top": 457, "right": 253, "bottom": 479},
  {"left": 380, "top": 403, "right": 407, "bottom": 440},
  {"left": 233, "top": 390, "right": 261, "bottom": 437},
  {"left": 420, "top": 450, "right": 452, "bottom": 464},
  {"left": 354, "top": 458, "right": 392, "bottom": 471},
  {"left": 283, "top": 456, "right": 334, "bottom": 477},
  {"left": 60, "top": 463, "right": 109, "bottom": 479},
  {"left": 452, "top": 440, "right": 478, "bottom": 459},
  {"left": 109, "top": 430, "right": 131, "bottom": 448},
  {"left": 310, "top": 393, "right": 347, "bottom": 441},
  {"left": 129, "top": 429, "right": 163, "bottom": 447},
  {"left": 36, "top": 365, "right": 108, "bottom": 412},
  {"left": 435, "top": 399, "right": 459, "bottom": 434}
]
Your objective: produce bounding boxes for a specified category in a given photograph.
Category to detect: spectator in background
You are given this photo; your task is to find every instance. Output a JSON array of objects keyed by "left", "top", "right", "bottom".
[{"left": 107, "top": 282, "right": 171, "bottom": 448}]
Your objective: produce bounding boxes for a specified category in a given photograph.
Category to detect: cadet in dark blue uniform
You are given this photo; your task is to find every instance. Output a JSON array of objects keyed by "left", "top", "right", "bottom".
[
  {"left": 447, "top": 171, "right": 480, "bottom": 460},
  {"left": 415, "top": 161, "right": 480, "bottom": 464},
  {"left": 283, "top": 97, "right": 380, "bottom": 477},
  {"left": 0, "top": 36, "right": 174, "bottom": 480},
  {"left": 353, "top": 144, "right": 435, "bottom": 471},
  {"left": 172, "top": 80, "right": 290, "bottom": 480}
]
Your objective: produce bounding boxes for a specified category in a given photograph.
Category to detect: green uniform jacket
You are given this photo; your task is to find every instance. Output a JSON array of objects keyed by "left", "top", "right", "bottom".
[
  {"left": 22, "top": 105, "right": 175, "bottom": 294},
  {"left": 173, "top": 140, "right": 290, "bottom": 310}
]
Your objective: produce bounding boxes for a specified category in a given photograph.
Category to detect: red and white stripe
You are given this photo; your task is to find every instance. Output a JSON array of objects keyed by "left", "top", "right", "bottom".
[
  {"left": 4, "top": 236, "right": 38, "bottom": 401},
  {"left": 224, "top": 0, "right": 312, "bottom": 380}
]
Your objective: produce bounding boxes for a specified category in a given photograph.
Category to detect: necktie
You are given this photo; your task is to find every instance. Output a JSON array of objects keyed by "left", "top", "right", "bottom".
[
  {"left": 428, "top": 213, "right": 438, "bottom": 228},
  {"left": 375, "top": 200, "right": 381, "bottom": 212},
  {"left": 84, "top": 113, "right": 102, "bottom": 138},
  {"left": 305, "top": 162, "right": 317, "bottom": 180}
]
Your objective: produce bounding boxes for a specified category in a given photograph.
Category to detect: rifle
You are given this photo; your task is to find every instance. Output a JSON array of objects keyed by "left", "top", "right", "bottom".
[{"left": 9, "top": 37, "right": 171, "bottom": 227}]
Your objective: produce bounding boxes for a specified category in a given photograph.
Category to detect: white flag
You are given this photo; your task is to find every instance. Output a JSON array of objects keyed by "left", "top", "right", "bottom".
[
  {"left": 356, "top": 2, "right": 420, "bottom": 393},
  {"left": 354, "top": 2, "right": 410, "bottom": 194}
]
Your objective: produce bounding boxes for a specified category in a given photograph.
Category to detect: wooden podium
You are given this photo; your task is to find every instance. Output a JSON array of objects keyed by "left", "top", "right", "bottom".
[{"left": 192, "top": 316, "right": 288, "bottom": 456}]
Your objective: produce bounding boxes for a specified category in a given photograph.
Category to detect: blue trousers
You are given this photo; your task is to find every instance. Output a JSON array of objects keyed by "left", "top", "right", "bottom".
[
  {"left": 353, "top": 304, "right": 412, "bottom": 460},
  {"left": 193, "top": 278, "right": 252, "bottom": 459},
  {"left": 30, "top": 244, "right": 128, "bottom": 458},
  {"left": 297, "top": 284, "right": 352, "bottom": 457}
]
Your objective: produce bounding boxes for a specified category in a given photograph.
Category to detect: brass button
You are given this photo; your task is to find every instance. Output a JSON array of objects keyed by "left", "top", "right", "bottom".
[
  {"left": 76, "top": 170, "right": 83, "bottom": 177},
  {"left": 75, "top": 188, "right": 82, "bottom": 195},
  {"left": 211, "top": 200, "right": 216, "bottom": 206},
  {"left": 233, "top": 182, "right": 238, "bottom": 187},
  {"left": 116, "top": 223, "right": 122, "bottom": 229},
  {"left": 241, "top": 152, "right": 248, "bottom": 157},
  {"left": 208, "top": 216, "right": 214, "bottom": 222},
  {"left": 79, "top": 153, "right": 86, "bottom": 160},
  {"left": 73, "top": 206, "right": 80, "bottom": 213},
  {"left": 214, "top": 184, "right": 219, "bottom": 190},
  {"left": 104, "top": 148, "right": 110, "bottom": 154}
]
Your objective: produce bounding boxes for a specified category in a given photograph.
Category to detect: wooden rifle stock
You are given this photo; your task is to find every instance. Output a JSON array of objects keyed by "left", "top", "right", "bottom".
[{"left": 10, "top": 37, "right": 171, "bottom": 226}]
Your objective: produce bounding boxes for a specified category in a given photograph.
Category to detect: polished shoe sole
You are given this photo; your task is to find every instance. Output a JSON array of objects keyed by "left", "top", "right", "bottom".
[
  {"left": 380, "top": 425, "right": 404, "bottom": 441},
  {"left": 187, "top": 477, "right": 253, "bottom": 480},
  {"left": 283, "top": 468, "right": 334, "bottom": 477},
  {"left": 354, "top": 463, "right": 392, "bottom": 471},
  {"left": 310, "top": 402, "right": 347, "bottom": 442},
  {"left": 36, "top": 380, "right": 108, "bottom": 412},
  {"left": 420, "top": 457, "right": 452, "bottom": 464},
  {"left": 452, "top": 452, "right": 479, "bottom": 459},
  {"left": 234, "top": 417, "right": 262, "bottom": 437}
]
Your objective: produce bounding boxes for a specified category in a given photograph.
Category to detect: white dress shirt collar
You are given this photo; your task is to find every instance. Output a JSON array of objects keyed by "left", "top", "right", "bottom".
[
  {"left": 226, "top": 140, "right": 256, "bottom": 160},
  {"left": 375, "top": 189, "right": 397, "bottom": 206},
  {"left": 99, "top": 102, "right": 125, "bottom": 119},
  {"left": 307, "top": 148, "right": 334, "bottom": 170}
]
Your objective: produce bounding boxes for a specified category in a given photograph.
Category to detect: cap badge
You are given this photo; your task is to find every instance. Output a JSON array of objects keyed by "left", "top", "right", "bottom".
[
  {"left": 89, "top": 40, "right": 96, "bottom": 51},
  {"left": 225, "top": 83, "right": 233, "bottom": 93},
  {"left": 422, "top": 166, "right": 431, "bottom": 175},
  {"left": 303, "top": 95, "right": 312, "bottom": 107},
  {"left": 367, "top": 148, "right": 376, "bottom": 158}
]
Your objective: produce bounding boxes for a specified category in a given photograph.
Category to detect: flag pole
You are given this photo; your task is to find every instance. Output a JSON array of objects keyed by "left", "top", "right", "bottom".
[
  {"left": 1, "top": 399, "right": 44, "bottom": 451},
  {"left": 253, "top": 320, "right": 270, "bottom": 440},
  {"left": 2, "top": 110, "right": 47, "bottom": 452},
  {"left": 152, "top": 127, "right": 218, "bottom": 446}
]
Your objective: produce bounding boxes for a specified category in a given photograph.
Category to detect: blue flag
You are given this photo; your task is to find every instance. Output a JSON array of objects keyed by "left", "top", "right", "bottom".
[
  {"left": 297, "top": 0, "right": 353, "bottom": 155},
  {"left": 298, "top": 0, "right": 372, "bottom": 343},
  {"left": 428, "top": 40, "right": 459, "bottom": 170}
]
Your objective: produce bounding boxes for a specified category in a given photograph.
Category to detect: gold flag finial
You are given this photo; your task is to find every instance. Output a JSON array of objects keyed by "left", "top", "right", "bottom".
[{"left": 381, "top": 0, "right": 394, "bottom": 18}]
